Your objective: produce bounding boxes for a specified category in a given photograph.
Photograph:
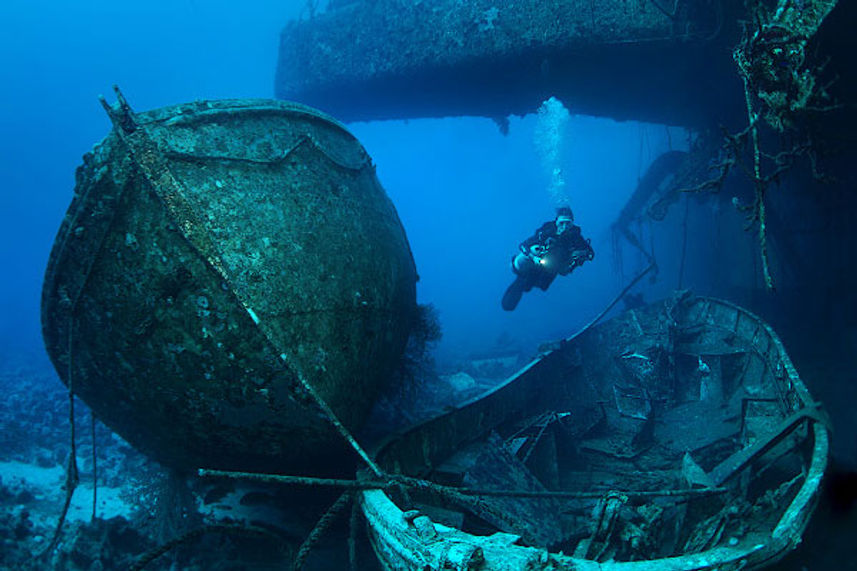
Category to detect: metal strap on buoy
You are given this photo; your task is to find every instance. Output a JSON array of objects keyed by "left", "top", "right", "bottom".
[{"left": 99, "top": 86, "right": 383, "bottom": 478}]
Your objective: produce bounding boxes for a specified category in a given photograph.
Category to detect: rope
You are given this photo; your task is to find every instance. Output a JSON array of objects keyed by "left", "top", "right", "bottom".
[
  {"left": 129, "top": 524, "right": 281, "bottom": 571},
  {"left": 742, "top": 77, "right": 775, "bottom": 291},
  {"left": 199, "top": 468, "right": 728, "bottom": 501},
  {"left": 42, "top": 151, "right": 119, "bottom": 554},
  {"left": 348, "top": 498, "right": 359, "bottom": 571},
  {"left": 198, "top": 469, "right": 389, "bottom": 489},
  {"left": 678, "top": 193, "right": 689, "bottom": 289},
  {"left": 392, "top": 474, "right": 728, "bottom": 501},
  {"left": 91, "top": 412, "right": 97, "bottom": 521},
  {"left": 402, "top": 474, "right": 541, "bottom": 546},
  {"left": 564, "top": 261, "right": 657, "bottom": 344},
  {"left": 40, "top": 319, "right": 80, "bottom": 559},
  {"left": 199, "top": 439, "right": 728, "bottom": 564},
  {"left": 293, "top": 491, "right": 352, "bottom": 571}
]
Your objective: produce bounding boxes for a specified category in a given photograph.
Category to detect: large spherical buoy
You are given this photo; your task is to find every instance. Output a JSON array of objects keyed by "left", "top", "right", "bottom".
[{"left": 41, "top": 94, "right": 418, "bottom": 475}]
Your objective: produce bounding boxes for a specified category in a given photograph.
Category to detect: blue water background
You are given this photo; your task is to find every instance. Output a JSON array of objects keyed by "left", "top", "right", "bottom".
[{"left": 1, "top": 0, "right": 693, "bottom": 364}]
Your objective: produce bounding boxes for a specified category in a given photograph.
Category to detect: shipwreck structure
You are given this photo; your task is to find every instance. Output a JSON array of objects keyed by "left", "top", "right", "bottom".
[
  {"left": 276, "top": 0, "right": 850, "bottom": 131},
  {"left": 276, "top": 0, "right": 741, "bottom": 127},
  {"left": 41, "top": 91, "right": 418, "bottom": 475},
  {"left": 277, "top": 0, "right": 852, "bottom": 296},
  {"left": 361, "top": 294, "right": 828, "bottom": 570}
]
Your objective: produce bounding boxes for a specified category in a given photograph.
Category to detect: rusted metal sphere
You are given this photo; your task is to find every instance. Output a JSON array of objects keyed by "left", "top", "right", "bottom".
[{"left": 41, "top": 97, "right": 417, "bottom": 475}]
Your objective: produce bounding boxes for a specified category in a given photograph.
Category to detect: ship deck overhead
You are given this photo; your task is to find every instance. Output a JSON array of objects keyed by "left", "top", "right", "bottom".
[{"left": 275, "top": 0, "right": 748, "bottom": 127}]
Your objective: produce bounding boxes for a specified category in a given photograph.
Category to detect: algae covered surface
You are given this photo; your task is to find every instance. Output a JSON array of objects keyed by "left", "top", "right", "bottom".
[{"left": 41, "top": 99, "right": 418, "bottom": 475}]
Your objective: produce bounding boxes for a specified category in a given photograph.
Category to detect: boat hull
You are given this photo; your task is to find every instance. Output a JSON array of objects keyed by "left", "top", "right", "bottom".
[{"left": 361, "top": 293, "right": 827, "bottom": 570}]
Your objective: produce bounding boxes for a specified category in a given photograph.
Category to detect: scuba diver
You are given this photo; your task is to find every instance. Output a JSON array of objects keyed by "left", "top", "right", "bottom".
[{"left": 501, "top": 206, "right": 594, "bottom": 311}]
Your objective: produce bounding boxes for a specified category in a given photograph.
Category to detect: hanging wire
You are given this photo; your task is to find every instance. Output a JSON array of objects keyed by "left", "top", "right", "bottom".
[
  {"left": 348, "top": 499, "right": 360, "bottom": 571},
  {"left": 293, "top": 491, "right": 352, "bottom": 571},
  {"left": 40, "top": 318, "right": 80, "bottom": 559},
  {"left": 91, "top": 412, "right": 97, "bottom": 521},
  {"left": 129, "top": 524, "right": 283, "bottom": 571},
  {"left": 678, "top": 193, "right": 690, "bottom": 289},
  {"left": 648, "top": 218, "right": 657, "bottom": 274}
]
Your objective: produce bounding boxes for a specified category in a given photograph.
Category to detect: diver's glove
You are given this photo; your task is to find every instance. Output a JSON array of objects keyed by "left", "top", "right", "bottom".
[
  {"left": 567, "top": 250, "right": 592, "bottom": 272},
  {"left": 571, "top": 249, "right": 591, "bottom": 262}
]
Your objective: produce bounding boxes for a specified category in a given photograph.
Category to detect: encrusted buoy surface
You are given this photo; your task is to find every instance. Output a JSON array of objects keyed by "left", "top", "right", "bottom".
[{"left": 41, "top": 97, "right": 417, "bottom": 475}]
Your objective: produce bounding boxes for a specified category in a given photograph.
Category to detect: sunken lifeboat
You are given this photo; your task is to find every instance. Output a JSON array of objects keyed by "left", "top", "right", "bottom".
[
  {"left": 360, "top": 293, "right": 828, "bottom": 570},
  {"left": 41, "top": 90, "right": 418, "bottom": 475}
]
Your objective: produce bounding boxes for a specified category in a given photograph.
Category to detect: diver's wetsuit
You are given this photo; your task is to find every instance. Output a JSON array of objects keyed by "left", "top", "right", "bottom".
[{"left": 501, "top": 221, "right": 594, "bottom": 311}]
